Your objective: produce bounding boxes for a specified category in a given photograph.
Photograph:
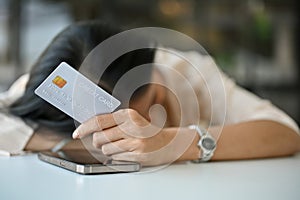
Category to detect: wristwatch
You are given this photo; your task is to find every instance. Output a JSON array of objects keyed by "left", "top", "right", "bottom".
[{"left": 188, "top": 125, "right": 217, "bottom": 162}]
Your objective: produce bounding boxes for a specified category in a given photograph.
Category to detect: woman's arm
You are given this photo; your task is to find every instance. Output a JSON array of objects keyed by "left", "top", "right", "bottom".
[
  {"left": 72, "top": 109, "right": 300, "bottom": 166},
  {"left": 179, "top": 120, "right": 300, "bottom": 162}
]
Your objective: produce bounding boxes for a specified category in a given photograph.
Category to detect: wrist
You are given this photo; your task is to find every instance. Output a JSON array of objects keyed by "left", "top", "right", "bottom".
[
  {"left": 177, "top": 127, "right": 201, "bottom": 162},
  {"left": 189, "top": 125, "right": 217, "bottom": 162}
]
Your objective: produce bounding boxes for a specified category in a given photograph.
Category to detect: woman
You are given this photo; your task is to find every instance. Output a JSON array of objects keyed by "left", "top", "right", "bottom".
[{"left": 1, "top": 21, "right": 300, "bottom": 166}]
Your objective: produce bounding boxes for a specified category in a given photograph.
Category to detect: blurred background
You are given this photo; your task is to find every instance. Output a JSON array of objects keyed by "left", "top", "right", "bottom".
[{"left": 0, "top": 0, "right": 299, "bottom": 124}]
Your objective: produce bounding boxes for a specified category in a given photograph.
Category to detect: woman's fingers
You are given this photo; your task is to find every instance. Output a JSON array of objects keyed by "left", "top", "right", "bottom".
[
  {"left": 101, "top": 139, "right": 136, "bottom": 156},
  {"left": 73, "top": 109, "right": 127, "bottom": 139},
  {"left": 92, "top": 126, "right": 127, "bottom": 148}
]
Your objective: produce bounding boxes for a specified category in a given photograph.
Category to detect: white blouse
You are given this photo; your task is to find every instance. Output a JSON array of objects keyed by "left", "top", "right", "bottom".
[
  {"left": 0, "top": 49, "right": 299, "bottom": 156},
  {"left": 155, "top": 48, "right": 299, "bottom": 133}
]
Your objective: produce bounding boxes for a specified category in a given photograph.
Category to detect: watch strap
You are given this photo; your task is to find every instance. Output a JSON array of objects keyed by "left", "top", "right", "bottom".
[{"left": 188, "top": 125, "right": 216, "bottom": 163}]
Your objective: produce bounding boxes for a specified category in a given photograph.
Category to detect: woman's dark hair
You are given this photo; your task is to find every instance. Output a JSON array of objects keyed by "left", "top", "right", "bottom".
[{"left": 9, "top": 21, "right": 156, "bottom": 132}]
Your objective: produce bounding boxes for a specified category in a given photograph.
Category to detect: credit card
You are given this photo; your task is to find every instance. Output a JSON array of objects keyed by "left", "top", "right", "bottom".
[{"left": 35, "top": 62, "right": 121, "bottom": 123}]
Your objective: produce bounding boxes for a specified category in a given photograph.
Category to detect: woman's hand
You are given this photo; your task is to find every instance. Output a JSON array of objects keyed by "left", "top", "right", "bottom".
[{"left": 72, "top": 109, "right": 199, "bottom": 166}]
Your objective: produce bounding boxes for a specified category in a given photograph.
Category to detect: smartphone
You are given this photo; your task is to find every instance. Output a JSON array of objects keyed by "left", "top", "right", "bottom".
[{"left": 38, "top": 150, "right": 140, "bottom": 175}]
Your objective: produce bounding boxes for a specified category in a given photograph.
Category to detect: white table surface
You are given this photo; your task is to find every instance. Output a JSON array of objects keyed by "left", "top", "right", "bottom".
[{"left": 1, "top": 153, "right": 300, "bottom": 200}]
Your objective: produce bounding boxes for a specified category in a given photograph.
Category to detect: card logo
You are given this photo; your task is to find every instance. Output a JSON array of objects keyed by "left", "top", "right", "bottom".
[{"left": 52, "top": 76, "right": 67, "bottom": 88}]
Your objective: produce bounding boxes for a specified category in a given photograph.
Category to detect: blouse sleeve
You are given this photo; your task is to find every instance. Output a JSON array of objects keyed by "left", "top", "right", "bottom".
[
  {"left": 220, "top": 71, "right": 300, "bottom": 134},
  {"left": 186, "top": 50, "right": 300, "bottom": 134},
  {"left": 0, "top": 74, "right": 34, "bottom": 156}
]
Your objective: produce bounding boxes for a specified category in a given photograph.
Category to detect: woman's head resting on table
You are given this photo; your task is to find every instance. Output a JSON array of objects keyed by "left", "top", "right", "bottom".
[{"left": 9, "top": 21, "right": 158, "bottom": 132}]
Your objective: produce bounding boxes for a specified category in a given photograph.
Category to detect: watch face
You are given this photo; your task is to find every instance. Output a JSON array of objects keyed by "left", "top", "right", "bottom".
[{"left": 201, "top": 137, "right": 216, "bottom": 150}]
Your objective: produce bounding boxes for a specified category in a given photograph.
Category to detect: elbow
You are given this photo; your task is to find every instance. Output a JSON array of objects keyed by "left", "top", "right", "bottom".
[
  {"left": 292, "top": 135, "right": 300, "bottom": 154},
  {"left": 280, "top": 125, "right": 300, "bottom": 156},
  {"left": 259, "top": 120, "right": 300, "bottom": 157}
]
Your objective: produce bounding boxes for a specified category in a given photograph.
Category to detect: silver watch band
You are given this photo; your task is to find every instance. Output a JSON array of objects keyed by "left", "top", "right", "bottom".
[{"left": 188, "top": 125, "right": 216, "bottom": 163}]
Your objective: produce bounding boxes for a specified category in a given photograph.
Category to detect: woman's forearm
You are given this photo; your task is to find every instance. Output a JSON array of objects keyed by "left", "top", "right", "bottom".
[{"left": 179, "top": 120, "right": 300, "bottom": 162}]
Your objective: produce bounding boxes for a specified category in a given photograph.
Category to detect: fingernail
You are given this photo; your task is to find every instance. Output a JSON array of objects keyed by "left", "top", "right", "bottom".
[{"left": 72, "top": 130, "right": 79, "bottom": 139}]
